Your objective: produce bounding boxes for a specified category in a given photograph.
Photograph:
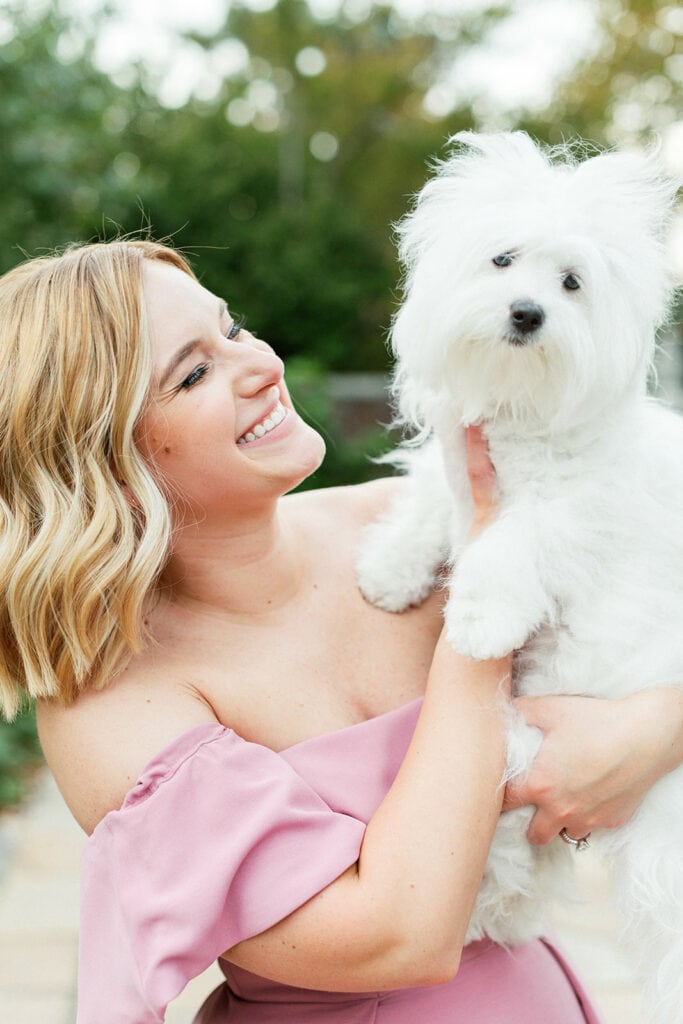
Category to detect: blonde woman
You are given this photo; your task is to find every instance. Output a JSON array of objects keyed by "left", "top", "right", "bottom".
[{"left": 1, "top": 241, "right": 681, "bottom": 1024}]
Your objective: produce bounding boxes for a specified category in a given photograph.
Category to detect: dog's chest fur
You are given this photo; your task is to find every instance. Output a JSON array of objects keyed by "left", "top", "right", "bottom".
[{"left": 457, "top": 403, "right": 683, "bottom": 703}]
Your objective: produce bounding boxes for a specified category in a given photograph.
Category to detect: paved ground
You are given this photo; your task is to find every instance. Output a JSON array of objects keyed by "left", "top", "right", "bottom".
[{"left": 0, "top": 768, "right": 644, "bottom": 1024}]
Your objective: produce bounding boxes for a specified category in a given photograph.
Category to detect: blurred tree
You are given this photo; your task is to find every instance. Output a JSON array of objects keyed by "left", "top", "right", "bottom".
[
  {"left": 143, "top": 0, "right": 509, "bottom": 370},
  {"left": 1, "top": 0, "right": 678, "bottom": 369},
  {"left": 520, "top": 0, "right": 682, "bottom": 146},
  {"left": 0, "top": 707, "right": 41, "bottom": 807},
  {"left": 0, "top": 0, "right": 509, "bottom": 370},
  {"left": 0, "top": 5, "right": 162, "bottom": 272},
  {"left": 513, "top": 0, "right": 682, "bottom": 343}
]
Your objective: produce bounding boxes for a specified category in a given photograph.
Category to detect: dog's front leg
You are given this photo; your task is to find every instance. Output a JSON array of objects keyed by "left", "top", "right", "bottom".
[
  {"left": 444, "top": 505, "right": 556, "bottom": 659},
  {"left": 356, "top": 441, "right": 458, "bottom": 612}
]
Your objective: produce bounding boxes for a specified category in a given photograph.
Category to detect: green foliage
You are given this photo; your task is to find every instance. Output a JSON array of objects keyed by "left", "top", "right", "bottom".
[
  {"left": 0, "top": 0, "right": 679, "bottom": 430},
  {"left": 0, "top": 5, "right": 162, "bottom": 272},
  {"left": 519, "top": 0, "right": 682, "bottom": 147},
  {"left": 285, "top": 357, "right": 396, "bottom": 490},
  {"left": 0, "top": 0, "right": 505, "bottom": 370},
  {"left": 142, "top": 1, "right": 509, "bottom": 370},
  {"left": 0, "top": 706, "right": 42, "bottom": 809}
]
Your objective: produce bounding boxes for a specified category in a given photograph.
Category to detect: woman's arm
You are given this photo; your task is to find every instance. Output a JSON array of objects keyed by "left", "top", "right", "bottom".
[
  {"left": 226, "top": 639, "right": 511, "bottom": 991},
  {"left": 503, "top": 687, "right": 683, "bottom": 844}
]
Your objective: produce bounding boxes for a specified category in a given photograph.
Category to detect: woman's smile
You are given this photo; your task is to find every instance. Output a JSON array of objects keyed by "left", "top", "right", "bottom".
[{"left": 237, "top": 400, "right": 290, "bottom": 445}]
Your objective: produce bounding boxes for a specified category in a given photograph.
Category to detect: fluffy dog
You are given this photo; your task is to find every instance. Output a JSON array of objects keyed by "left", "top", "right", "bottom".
[{"left": 356, "top": 131, "right": 683, "bottom": 1022}]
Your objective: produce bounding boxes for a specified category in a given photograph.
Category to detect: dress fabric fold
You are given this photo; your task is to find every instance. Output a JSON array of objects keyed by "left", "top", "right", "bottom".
[
  {"left": 78, "top": 724, "right": 365, "bottom": 1023},
  {"left": 77, "top": 702, "right": 604, "bottom": 1024}
]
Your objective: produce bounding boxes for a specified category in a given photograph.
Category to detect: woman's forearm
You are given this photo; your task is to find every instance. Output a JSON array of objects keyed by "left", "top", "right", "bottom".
[
  {"left": 356, "top": 639, "right": 510, "bottom": 977},
  {"left": 227, "top": 635, "right": 511, "bottom": 990}
]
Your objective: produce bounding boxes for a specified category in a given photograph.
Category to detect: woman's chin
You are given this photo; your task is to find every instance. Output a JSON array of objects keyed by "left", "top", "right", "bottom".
[{"left": 288, "top": 427, "right": 326, "bottom": 488}]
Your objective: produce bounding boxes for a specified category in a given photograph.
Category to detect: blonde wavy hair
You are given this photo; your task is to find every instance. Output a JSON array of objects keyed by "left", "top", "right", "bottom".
[{"left": 0, "top": 240, "right": 195, "bottom": 719}]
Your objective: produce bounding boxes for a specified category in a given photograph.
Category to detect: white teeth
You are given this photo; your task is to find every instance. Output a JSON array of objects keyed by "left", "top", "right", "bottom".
[{"left": 237, "top": 402, "right": 287, "bottom": 445}]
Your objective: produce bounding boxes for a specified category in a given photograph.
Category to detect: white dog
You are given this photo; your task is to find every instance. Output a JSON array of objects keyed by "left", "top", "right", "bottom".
[{"left": 356, "top": 131, "right": 683, "bottom": 1023}]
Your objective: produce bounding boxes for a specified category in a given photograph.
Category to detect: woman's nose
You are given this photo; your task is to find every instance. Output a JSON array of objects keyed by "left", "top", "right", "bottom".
[{"left": 234, "top": 334, "right": 284, "bottom": 398}]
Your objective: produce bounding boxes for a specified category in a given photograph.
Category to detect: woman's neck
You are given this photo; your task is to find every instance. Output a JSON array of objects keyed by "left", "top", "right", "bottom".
[{"left": 158, "top": 501, "right": 308, "bottom": 619}]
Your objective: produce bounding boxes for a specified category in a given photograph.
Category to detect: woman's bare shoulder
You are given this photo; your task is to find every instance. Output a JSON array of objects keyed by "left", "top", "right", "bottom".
[{"left": 37, "top": 664, "right": 218, "bottom": 836}]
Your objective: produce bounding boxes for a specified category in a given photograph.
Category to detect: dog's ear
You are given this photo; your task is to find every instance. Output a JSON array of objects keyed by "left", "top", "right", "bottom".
[
  {"left": 395, "top": 130, "right": 548, "bottom": 274},
  {"left": 570, "top": 145, "right": 679, "bottom": 336},
  {"left": 573, "top": 144, "right": 679, "bottom": 243},
  {"left": 446, "top": 130, "right": 547, "bottom": 172}
]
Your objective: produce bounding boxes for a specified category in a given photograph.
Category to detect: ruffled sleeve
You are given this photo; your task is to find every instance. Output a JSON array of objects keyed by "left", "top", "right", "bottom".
[{"left": 77, "top": 724, "right": 366, "bottom": 1024}]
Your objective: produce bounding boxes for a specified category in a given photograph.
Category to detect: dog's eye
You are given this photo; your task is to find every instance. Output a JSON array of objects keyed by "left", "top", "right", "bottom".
[
  {"left": 492, "top": 252, "right": 514, "bottom": 267},
  {"left": 562, "top": 272, "right": 580, "bottom": 291}
]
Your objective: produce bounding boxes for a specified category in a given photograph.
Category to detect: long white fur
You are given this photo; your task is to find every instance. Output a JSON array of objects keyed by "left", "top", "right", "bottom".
[{"left": 356, "top": 131, "right": 683, "bottom": 1023}]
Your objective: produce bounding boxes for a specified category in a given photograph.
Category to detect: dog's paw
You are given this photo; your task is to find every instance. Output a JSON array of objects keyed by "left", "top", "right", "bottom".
[
  {"left": 355, "top": 529, "right": 439, "bottom": 612},
  {"left": 445, "top": 592, "right": 533, "bottom": 659},
  {"left": 357, "top": 563, "right": 434, "bottom": 612},
  {"left": 357, "top": 577, "right": 423, "bottom": 613}
]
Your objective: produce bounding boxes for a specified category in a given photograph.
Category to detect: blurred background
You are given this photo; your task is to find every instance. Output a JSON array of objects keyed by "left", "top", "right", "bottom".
[{"left": 0, "top": 0, "right": 681, "bottom": 1020}]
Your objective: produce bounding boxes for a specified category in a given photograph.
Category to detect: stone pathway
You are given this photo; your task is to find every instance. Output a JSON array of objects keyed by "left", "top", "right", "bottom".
[
  {"left": 0, "top": 768, "right": 647, "bottom": 1024},
  {"left": 0, "top": 771, "right": 81, "bottom": 1024}
]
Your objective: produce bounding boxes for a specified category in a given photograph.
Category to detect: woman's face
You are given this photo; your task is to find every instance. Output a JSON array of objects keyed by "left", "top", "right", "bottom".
[{"left": 138, "top": 260, "right": 325, "bottom": 523}]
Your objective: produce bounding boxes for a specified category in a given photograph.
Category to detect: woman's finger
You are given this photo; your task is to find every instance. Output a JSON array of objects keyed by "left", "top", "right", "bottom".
[
  {"left": 502, "top": 776, "right": 529, "bottom": 812},
  {"left": 525, "top": 809, "right": 562, "bottom": 847},
  {"left": 465, "top": 424, "right": 498, "bottom": 518}
]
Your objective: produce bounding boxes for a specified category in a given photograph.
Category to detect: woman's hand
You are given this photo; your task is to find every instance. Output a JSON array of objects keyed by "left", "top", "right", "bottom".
[
  {"left": 465, "top": 424, "right": 498, "bottom": 539},
  {"left": 503, "top": 687, "right": 683, "bottom": 844}
]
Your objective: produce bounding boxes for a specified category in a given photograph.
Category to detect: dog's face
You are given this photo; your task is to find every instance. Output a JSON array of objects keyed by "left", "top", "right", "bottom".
[{"left": 392, "top": 132, "right": 677, "bottom": 434}]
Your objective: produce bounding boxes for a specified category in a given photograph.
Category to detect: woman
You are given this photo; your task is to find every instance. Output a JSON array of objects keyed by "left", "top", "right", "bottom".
[{"left": 1, "top": 240, "right": 681, "bottom": 1023}]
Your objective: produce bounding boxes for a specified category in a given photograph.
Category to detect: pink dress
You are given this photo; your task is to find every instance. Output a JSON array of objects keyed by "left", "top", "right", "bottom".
[{"left": 77, "top": 699, "right": 603, "bottom": 1024}]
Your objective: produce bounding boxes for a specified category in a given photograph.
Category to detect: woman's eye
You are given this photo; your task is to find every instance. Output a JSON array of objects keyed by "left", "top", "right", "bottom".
[
  {"left": 492, "top": 252, "right": 514, "bottom": 267},
  {"left": 562, "top": 272, "right": 581, "bottom": 291},
  {"left": 179, "top": 364, "right": 209, "bottom": 390},
  {"left": 227, "top": 314, "right": 247, "bottom": 340}
]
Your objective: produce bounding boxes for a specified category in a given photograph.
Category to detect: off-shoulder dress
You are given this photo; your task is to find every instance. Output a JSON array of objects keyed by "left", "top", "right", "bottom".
[{"left": 77, "top": 699, "right": 603, "bottom": 1024}]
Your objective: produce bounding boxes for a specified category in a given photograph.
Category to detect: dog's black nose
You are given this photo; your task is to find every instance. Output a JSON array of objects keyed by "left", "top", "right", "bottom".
[{"left": 509, "top": 300, "right": 545, "bottom": 335}]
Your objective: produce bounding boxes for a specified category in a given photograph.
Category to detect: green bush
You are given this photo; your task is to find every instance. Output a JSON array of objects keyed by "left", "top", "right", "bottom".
[
  {"left": 0, "top": 705, "right": 42, "bottom": 809},
  {"left": 286, "top": 358, "right": 397, "bottom": 491}
]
